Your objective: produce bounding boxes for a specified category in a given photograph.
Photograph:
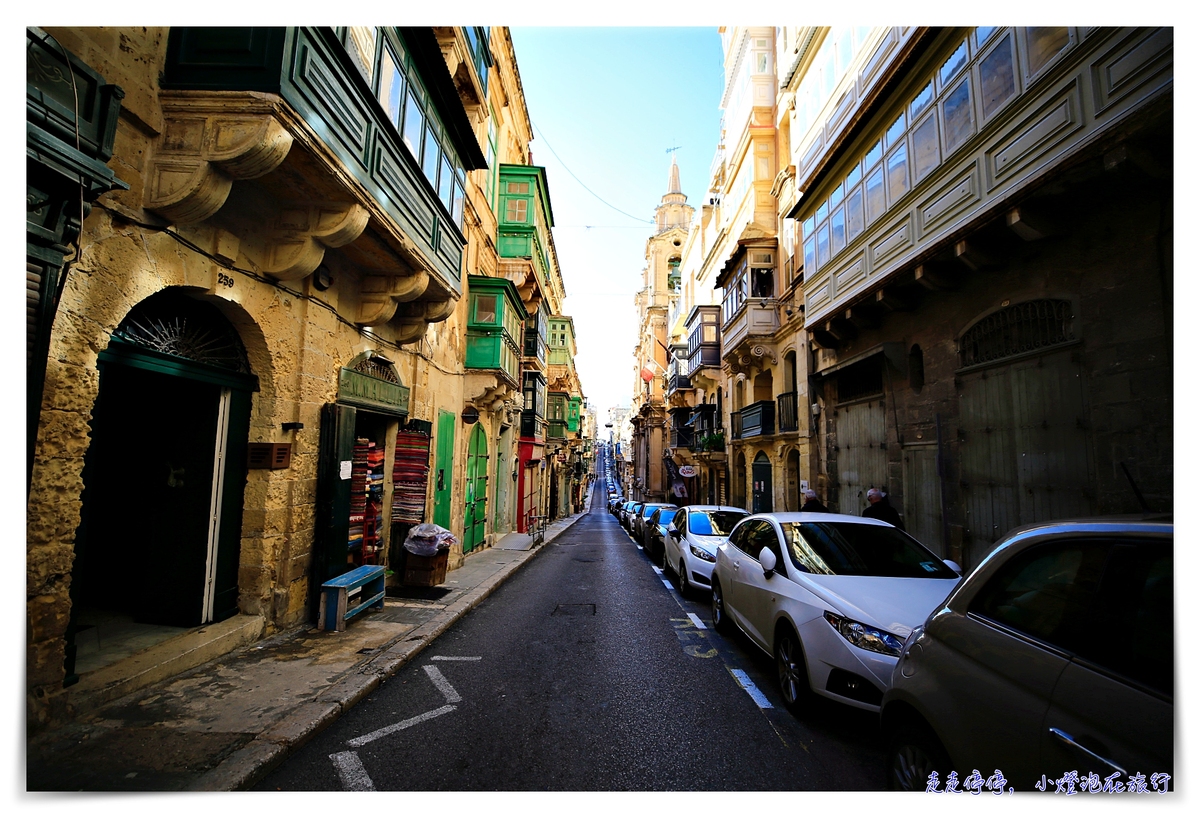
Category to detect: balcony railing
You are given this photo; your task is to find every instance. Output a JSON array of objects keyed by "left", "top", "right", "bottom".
[
  {"left": 777, "top": 390, "right": 799, "bottom": 433},
  {"left": 740, "top": 400, "right": 776, "bottom": 438}
]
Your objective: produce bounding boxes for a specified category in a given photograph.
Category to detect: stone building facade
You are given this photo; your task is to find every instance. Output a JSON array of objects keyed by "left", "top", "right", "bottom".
[{"left": 26, "top": 25, "right": 583, "bottom": 730}]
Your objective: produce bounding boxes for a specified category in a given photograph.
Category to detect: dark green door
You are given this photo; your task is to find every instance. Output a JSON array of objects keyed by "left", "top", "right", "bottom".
[
  {"left": 463, "top": 424, "right": 488, "bottom": 552},
  {"left": 433, "top": 410, "right": 456, "bottom": 529},
  {"left": 752, "top": 452, "right": 773, "bottom": 514}
]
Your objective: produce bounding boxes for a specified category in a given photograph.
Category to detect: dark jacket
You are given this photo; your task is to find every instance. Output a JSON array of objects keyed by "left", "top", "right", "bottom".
[
  {"left": 862, "top": 496, "right": 904, "bottom": 530},
  {"left": 800, "top": 499, "right": 828, "bottom": 513}
]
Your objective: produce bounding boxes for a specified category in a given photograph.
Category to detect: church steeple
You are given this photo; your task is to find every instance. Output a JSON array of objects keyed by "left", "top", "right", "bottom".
[{"left": 655, "top": 155, "right": 692, "bottom": 233}]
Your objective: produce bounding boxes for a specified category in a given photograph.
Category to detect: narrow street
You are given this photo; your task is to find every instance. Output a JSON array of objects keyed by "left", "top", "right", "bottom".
[{"left": 255, "top": 484, "right": 884, "bottom": 791}]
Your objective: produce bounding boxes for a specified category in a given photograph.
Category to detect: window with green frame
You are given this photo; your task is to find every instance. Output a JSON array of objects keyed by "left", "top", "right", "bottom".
[
  {"left": 343, "top": 27, "right": 467, "bottom": 230},
  {"left": 502, "top": 179, "right": 532, "bottom": 224}
]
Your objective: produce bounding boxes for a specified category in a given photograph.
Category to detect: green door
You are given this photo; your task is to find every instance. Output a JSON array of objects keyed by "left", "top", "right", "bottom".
[
  {"left": 463, "top": 424, "right": 488, "bottom": 553},
  {"left": 433, "top": 410, "right": 456, "bottom": 529}
]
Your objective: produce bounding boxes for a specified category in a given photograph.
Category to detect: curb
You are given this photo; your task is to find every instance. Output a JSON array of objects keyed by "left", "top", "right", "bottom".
[{"left": 189, "top": 506, "right": 593, "bottom": 791}]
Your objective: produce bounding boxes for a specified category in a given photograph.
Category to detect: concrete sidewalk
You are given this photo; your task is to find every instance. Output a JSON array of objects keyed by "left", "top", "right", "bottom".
[{"left": 26, "top": 498, "right": 594, "bottom": 792}]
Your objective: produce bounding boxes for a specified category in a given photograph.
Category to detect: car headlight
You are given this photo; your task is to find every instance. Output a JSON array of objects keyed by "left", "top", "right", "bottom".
[
  {"left": 823, "top": 611, "right": 904, "bottom": 657},
  {"left": 689, "top": 543, "right": 716, "bottom": 563}
]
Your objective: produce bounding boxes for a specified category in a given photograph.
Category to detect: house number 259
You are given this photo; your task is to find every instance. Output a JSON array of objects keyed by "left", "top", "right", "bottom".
[{"left": 216, "top": 271, "right": 235, "bottom": 288}]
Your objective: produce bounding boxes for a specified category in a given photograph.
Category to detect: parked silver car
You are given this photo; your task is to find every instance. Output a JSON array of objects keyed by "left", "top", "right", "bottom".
[{"left": 881, "top": 519, "right": 1173, "bottom": 791}]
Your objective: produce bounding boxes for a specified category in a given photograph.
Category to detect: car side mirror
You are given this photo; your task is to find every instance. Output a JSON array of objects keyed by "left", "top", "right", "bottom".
[
  {"left": 667, "top": 523, "right": 678, "bottom": 537},
  {"left": 759, "top": 547, "right": 777, "bottom": 577},
  {"left": 943, "top": 559, "right": 963, "bottom": 575}
]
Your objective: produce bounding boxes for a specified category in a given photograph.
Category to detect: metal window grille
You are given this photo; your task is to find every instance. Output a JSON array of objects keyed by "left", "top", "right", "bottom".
[{"left": 958, "top": 299, "right": 1074, "bottom": 368}]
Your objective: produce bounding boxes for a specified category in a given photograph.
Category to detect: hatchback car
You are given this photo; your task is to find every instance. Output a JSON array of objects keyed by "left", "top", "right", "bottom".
[
  {"left": 661, "top": 505, "right": 748, "bottom": 596},
  {"left": 621, "top": 501, "right": 644, "bottom": 531},
  {"left": 711, "top": 512, "right": 961, "bottom": 714},
  {"left": 881, "top": 519, "right": 1172, "bottom": 791},
  {"left": 634, "top": 503, "right": 675, "bottom": 543},
  {"left": 641, "top": 504, "right": 680, "bottom": 558}
]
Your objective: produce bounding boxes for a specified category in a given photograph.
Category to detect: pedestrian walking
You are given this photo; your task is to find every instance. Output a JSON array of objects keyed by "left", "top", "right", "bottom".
[
  {"left": 800, "top": 489, "right": 828, "bottom": 513},
  {"left": 862, "top": 487, "right": 904, "bottom": 530}
]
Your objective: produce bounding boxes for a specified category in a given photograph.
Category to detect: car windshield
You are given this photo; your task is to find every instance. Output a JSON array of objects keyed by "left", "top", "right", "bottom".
[
  {"left": 779, "top": 522, "right": 959, "bottom": 578},
  {"left": 689, "top": 511, "right": 745, "bottom": 536}
]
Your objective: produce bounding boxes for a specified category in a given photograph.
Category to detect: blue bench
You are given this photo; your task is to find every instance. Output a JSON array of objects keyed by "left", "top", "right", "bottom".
[{"left": 318, "top": 564, "right": 386, "bottom": 632}]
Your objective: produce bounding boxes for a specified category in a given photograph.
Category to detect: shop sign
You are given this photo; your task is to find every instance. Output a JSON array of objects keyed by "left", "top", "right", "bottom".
[
  {"left": 338, "top": 367, "right": 411, "bottom": 415},
  {"left": 678, "top": 465, "right": 697, "bottom": 477}
]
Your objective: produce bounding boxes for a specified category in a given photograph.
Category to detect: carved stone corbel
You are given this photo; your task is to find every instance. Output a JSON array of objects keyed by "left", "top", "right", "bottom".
[
  {"left": 750, "top": 343, "right": 779, "bottom": 365},
  {"left": 146, "top": 111, "right": 293, "bottom": 224},
  {"left": 261, "top": 203, "right": 370, "bottom": 281},
  {"left": 392, "top": 298, "right": 457, "bottom": 344},
  {"left": 357, "top": 270, "right": 431, "bottom": 326}
]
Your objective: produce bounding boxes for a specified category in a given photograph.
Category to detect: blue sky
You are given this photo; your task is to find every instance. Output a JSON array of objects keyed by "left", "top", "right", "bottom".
[{"left": 509, "top": 27, "right": 725, "bottom": 424}]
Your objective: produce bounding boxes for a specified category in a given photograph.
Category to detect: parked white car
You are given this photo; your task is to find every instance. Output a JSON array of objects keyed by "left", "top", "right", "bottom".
[
  {"left": 710, "top": 512, "right": 962, "bottom": 713},
  {"left": 661, "top": 505, "right": 748, "bottom": 597}
]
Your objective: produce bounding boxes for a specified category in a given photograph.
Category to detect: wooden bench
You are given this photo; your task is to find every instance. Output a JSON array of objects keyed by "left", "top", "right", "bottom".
[{"left": 318, "top": 564, "right": 386, "bottom": 632}]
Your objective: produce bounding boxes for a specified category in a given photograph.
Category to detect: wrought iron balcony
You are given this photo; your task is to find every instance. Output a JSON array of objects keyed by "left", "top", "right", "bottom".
[
  {"left": 777, "top": 390, "right": 799, "bottom": 433},
  {"left": 670, "top": 426, "right": 694, "bottom": 449}
]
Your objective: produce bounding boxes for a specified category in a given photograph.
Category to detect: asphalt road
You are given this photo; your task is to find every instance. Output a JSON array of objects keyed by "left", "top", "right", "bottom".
[{"left": 255, "top": 484, "right": 886, "bottom": 791}]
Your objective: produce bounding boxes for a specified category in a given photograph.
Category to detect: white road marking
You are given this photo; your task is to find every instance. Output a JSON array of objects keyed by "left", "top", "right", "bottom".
[
  {"left": 662, "top": 579, "right": 673, "bottom": 589},
  {"left": 424, "top": 664, "right": 462, "bottom": 703},
  {"left": 330, "top": 750, "right": 376, "bottom": 790},
  {"left": 347, "top": 704, "right": 457, "bottom": 747},
  {"left": 430, "top": 656, "right": 482, "bottom": 661},
  {"left": 687, "top": 613, "right": 707, "bottom": 630},
  {"left": 652, "top": 566, "right": 663, "bottom": 575},
  {"left": 730, "top": 668, "right": 774, "bottom": 709}
]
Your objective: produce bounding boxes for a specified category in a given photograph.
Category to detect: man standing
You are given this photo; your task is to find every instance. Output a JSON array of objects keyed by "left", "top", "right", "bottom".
[
  {"left": 862, "top": 487, "right": 904, "bottom": 530},
  {"left": 800, "top": 489, "right": 828, "bottom": 513}
]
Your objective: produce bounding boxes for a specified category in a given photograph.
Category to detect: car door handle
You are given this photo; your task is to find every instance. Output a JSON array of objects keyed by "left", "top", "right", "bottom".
[{"left": 1048, "top": 727, "right": 1126, "bottom": 776}]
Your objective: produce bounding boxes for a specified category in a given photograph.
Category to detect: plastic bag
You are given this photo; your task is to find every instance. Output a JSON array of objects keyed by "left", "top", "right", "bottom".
[{"left": 403, "top": 523, "right": 458, "bottom": 556}]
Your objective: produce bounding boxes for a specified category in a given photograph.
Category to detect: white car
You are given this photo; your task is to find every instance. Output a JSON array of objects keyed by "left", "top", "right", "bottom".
[
  {"left": 661, "top": 505, "right": 747, "bottom": 597},
  {"left": 710, "top": 512, "right": 962, "bottom": 713}
]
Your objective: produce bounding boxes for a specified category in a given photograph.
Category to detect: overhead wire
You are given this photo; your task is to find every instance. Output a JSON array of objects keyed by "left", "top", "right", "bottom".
[{"left": 530, "top": 120, "right": 653, "bottom": 225}]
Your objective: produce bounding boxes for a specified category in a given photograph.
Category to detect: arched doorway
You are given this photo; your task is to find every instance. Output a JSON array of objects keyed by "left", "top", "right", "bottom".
[
  {"left": 463, "top": 424, "right": 488, "bottom": 553},
  {"left": 69, "top": 290, "right": 256, "bottom": 676},
  {"left": 752, "top": 451, "right": 773, "bottom": 513}
]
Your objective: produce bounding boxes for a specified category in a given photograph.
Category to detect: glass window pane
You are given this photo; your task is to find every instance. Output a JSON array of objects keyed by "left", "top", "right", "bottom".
[
  {"left": 422, "top": 127, "right": 439, "bottom": 188},
  {"left": 816, "top": 200, "right": 828, "bottom": 223},
  {"left": 378, "top": 47, "right": 404, "bottom": 128},
  {"left": 845, "top": 186, "right": 864, "bottom": 240},
  {"left": 975, "top": 26, "right": 997, "bottom": 46},
  {"left": 750, "top": 268, "right": 774, "bottom": 298},
  {"left": 837, "top": 28, "right": 853, "bottom": 73},
  {"left": 345, "top": 27, "right": 377, "bottom": 85},
  {"left": 403, "top": 93, "right": 423, "bottom": 157},
  {"left": 864, "top": 139, "right": 883, "bottom": 169},
  {"left": 803, "top": 237, "right": 816, "bottom": 277},
  {"left": 830, "top": 206, "right": 846, "bottom": 255},
  {"left": 943, "top": 79, "right": 974, "bottom": 153},
  {"left": 940, "top": 41, "right": 968, "bottom": 89},
  {"left": 452, "top": 180, "right": 465, "bottom": 228},
  {"left": 910, "top": 81, "right": 933, "bottom": 119},
  {"left": 1025, "top": 27, "right": 1069, "bottom": 75},
  {"left": 845, "top": 162, "right": 861, "bottom": 189},
  {"left": 474, "top": 294, "right": 497, "bottom": 324},
  {"left": 439, "top": 156, "right": 454, "bottom": 211},
  {"left": 980, "top": 35, "right": 1016, "bottom": 119},
  {"left": 865, "top": 167, "right": 885, "bottom": 223},
  {"left": 887, "top": 143, "right": 909, "bottom": 202},
  {"left": 802, "top": 215, "right": 816, "bottom": 237},
  {"left": 911, "top": 114, "right": 939, "bottom": 181},
  {"left": 828, "top": 182, "right": 844, "bottom": 208},
  {"left": 816, "top": 223, "right": 830, "bottom": 267},
  {"left": 885, "top": 112, "right": 905, "bottom": 148}
]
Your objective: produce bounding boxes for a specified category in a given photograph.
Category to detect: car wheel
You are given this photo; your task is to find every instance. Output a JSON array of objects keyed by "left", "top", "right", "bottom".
[
  {"left": 711, "top": 580, "right": 731, "bottom": 634},
  {"left": 888, "top": 721, "right": 951, "bottom": 791},
  {"left": 677, "top": 559, "right": 691, "bottom": 598},
  {"left": 775, "top": 627, "right": 810, "bottom": 713}
]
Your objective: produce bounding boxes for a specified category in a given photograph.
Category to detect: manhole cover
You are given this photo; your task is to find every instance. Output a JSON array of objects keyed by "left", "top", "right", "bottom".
[{"left": 552, "top": 604, "right": 596, "bottom": 616}]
